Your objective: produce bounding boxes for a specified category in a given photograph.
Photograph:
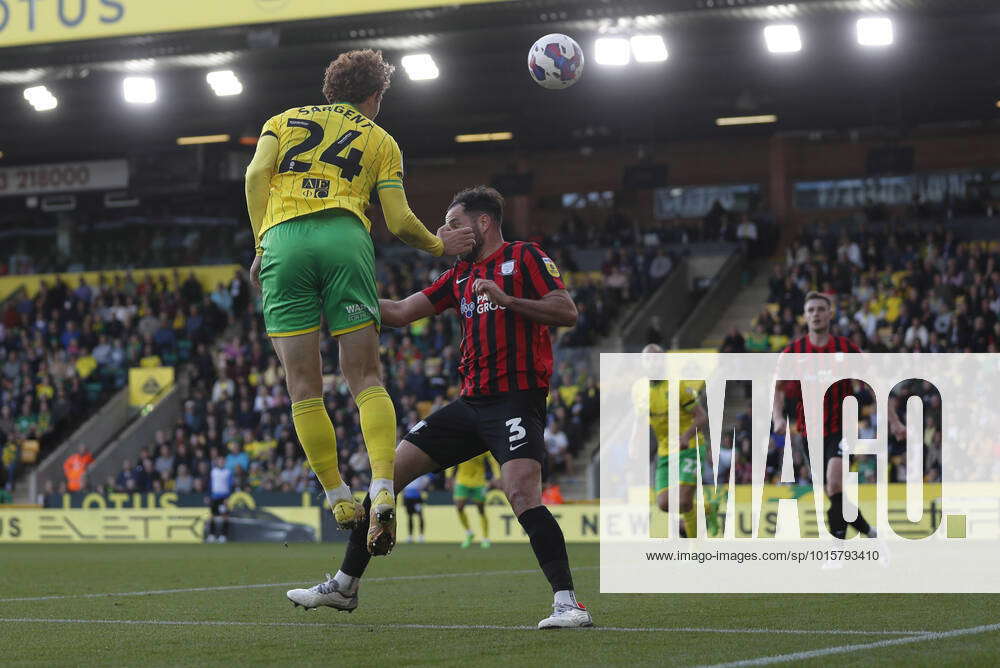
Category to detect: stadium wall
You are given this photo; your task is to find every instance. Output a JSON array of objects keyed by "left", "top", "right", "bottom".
[{"left": 672, "top": 252, "right": 747, "bottom": 349}]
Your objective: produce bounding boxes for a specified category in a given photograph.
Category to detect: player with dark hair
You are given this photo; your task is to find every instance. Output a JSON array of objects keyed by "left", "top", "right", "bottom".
[
  {"left": 772, "top": 291, "right": 904, "bottom": 540},
  {"left": 244, "top": 49, "right": 474, "bottom": 554},
  {"left": 287, "top": 185, "right": 593, "bottom": 628}
]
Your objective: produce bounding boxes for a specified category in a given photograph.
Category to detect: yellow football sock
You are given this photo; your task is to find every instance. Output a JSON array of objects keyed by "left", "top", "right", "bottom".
[
  {"left": 356, "top": 385, "right": 396, "bottom": 481},
  {"left": 291, "top": 397, "right": 342, "bottom": 490},
  {"left": 457, "top": 507, "right": 470, "bottom": 532},
  {"left": 479, "top": 510, "right": 489, "bottom": 538},
  {"left": 683, "top": 507, "right": 698, "bottom": 538}
]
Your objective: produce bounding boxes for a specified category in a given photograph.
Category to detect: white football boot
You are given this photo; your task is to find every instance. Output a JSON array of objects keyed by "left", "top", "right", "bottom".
[
  {"left": 287, "top": 573, "right": 358, "bottom": 612},
  {"left": 537, "top": 602, "right": 593, "bottom": 629}
]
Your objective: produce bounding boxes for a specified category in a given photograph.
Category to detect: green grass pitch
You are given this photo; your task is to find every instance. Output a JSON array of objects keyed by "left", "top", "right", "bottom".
[{"left": 2, "top": 543, "right": 1000, "bottom": 666}]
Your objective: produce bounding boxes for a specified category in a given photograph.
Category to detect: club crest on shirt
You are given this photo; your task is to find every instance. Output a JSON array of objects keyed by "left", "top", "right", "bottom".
[
  {"left": 542, "top": 257, "right": 560, "bottom": 277},
  {"left": 460, "top": 297, "right": 475, "bottom": 319},
  {"left": 501, "top": 260, "right": 516, "bottom": 275}
]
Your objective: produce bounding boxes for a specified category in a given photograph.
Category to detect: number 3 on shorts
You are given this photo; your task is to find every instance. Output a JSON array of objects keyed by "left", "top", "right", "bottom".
[{"left": 506, "top": 417, "right": 526, "bottom": 443}]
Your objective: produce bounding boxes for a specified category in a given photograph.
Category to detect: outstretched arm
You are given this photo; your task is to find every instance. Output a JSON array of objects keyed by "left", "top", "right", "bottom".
[
  {"left": 380, "top": 291, "right": 436, "bottom": 328},
  {"left": 378, "top": 185, "right": 474, "bottom": 257}
]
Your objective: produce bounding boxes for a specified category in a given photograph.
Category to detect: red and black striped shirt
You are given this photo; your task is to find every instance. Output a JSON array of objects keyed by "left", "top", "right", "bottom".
[
  {"left": 781, "top": 335, "right": 861, "bottom": 438},
  {"left": 421, "top": 241, "right": 564, "bottom": 397}
]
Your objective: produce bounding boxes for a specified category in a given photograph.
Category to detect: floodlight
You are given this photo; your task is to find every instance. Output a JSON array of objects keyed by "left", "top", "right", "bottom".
[
  {"left": 401, "top": 54, "right": 439, "bottom": 80},
  {"left": 764, "top": 24, "right": 802, "bottom": 54},
  {"left": 595, "top": 38, "right": 630, "bottom": 66},
  {"left": 123, "top": 77, "right": 157, "bottom": 104},
  {"left": 857, "top": 17, "right": 893, "bottom": 47},
  {"left": 630, "top": 35, "right": 668, "bottom": 63}
]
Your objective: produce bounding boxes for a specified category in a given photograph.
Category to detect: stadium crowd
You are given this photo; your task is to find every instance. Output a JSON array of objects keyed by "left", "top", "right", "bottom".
[
  {"left": 0, "top": 267, "right": 240, "bottom": 493},
  {"left": 716, "top": 220, "right": 1000, "bottom": 486},
  {"left": 3, "top": 204, "right": 669, "bottom": 501},
  {"left": 40, "top": 246, "right": 615, "bottom": 499}
]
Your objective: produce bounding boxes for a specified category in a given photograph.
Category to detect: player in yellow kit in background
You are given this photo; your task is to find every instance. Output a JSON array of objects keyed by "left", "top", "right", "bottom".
[
  {"left": 447, "top": 452, "right": 501, "bottom": 549},
  {"left": 635, "top": 344, "right": 719, "bottom": 537},
  {"left": 244, "top": 49, "right": 474, "bottom": 556}
]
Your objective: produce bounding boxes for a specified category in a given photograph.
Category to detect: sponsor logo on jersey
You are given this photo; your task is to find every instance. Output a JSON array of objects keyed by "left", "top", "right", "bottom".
[
  {"left": 302, "top": 178, "right": 330, "bottom": 198},
  {"left": 461, "top": 295, "right": 506, "bottom": 317},
  {"left": 501, "top": 260, "right": 516, "bottom": 275},
  {"left": 474, "top": 293, "right": 506, "bottom": 314}
]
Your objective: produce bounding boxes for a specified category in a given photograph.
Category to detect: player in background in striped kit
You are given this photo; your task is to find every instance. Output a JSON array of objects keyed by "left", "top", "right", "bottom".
[
  {"left": 287, "top": 186, "right": 592, "bottom": 628},
  {"left": 772, "top": 291, "right": 905, "bottom": 540}
]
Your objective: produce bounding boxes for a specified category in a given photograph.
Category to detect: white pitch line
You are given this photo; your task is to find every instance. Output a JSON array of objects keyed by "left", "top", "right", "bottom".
[
  {"left": 699, "top": 622, "right": 1000, "bottom": 667},
  {"left": 0, "top": 567, "right": 596, "bottom": 604},
  {"left": 0, "top": 618, "right": 934, "bottom": 636}
]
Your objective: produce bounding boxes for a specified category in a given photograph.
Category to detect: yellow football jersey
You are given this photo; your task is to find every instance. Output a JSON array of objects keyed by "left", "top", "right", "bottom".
[
  {"left": 450, "top": 452, "right": 501, "bottom": 489},
  {"left": 257, "top": 102, "right": 403, "bottom": 242},
  {"left": 632, "top": 379, "right": 706, "bottom": 457}
]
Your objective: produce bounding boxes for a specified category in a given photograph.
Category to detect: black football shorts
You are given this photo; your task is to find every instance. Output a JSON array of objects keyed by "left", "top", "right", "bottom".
[
  {"left": 799, "top": 433, "right": 844, "bottom": 473},
  {"left": 403, "top": 497, "right": 423, "bottom": 514},
  {"left": 404, "top": 389, "right": 547, "bottom": 469},
  {"left": 210, "top": 497, "right": 228, "bottom": 516}
]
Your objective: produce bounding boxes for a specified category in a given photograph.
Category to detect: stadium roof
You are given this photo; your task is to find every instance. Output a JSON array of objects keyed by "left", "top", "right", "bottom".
[{"left": 0, "top": 0, "right": 998, "bottom": 164}]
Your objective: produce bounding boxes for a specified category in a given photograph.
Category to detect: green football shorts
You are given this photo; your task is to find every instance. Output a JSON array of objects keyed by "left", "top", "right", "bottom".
[
  {"left": 259, "top": 209, "right": 379, "bottom": 337},
  {"left": 655, "top": 445, "right": 704, "bottom": 494},
  {"left": 454, "top": 484, "right": 486, "bottom": 504}
]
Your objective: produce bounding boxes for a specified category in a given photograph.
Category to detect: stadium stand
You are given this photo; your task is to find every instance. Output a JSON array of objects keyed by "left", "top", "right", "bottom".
[
  {"left": 0, "top": 266, "right": 239, "bottom": 492},
  {"left": 714, "top": 217, "right": 1000, "bottom": 487},
  {"left": 10, "top": 213, "right": 658, "bottom": 498}
]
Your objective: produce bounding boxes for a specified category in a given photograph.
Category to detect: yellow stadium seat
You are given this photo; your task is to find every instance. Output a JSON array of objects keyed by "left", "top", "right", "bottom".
[{"left": 416, "top": 401, "right": 433, "bottom": 418}]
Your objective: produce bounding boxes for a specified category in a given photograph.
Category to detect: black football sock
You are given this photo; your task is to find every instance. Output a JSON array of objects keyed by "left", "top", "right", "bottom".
[
  {"left": 827, "top": 492, "right": 848, "bottom": 539},
  {"left": 846, "top": 500, "right": 872, "bottom": 536},
  {"left": 518, "top": 505, "right": 574, "bottom": 593},
  {"left": 340, "top": 494, "right": 373, "bottom": 578}
]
